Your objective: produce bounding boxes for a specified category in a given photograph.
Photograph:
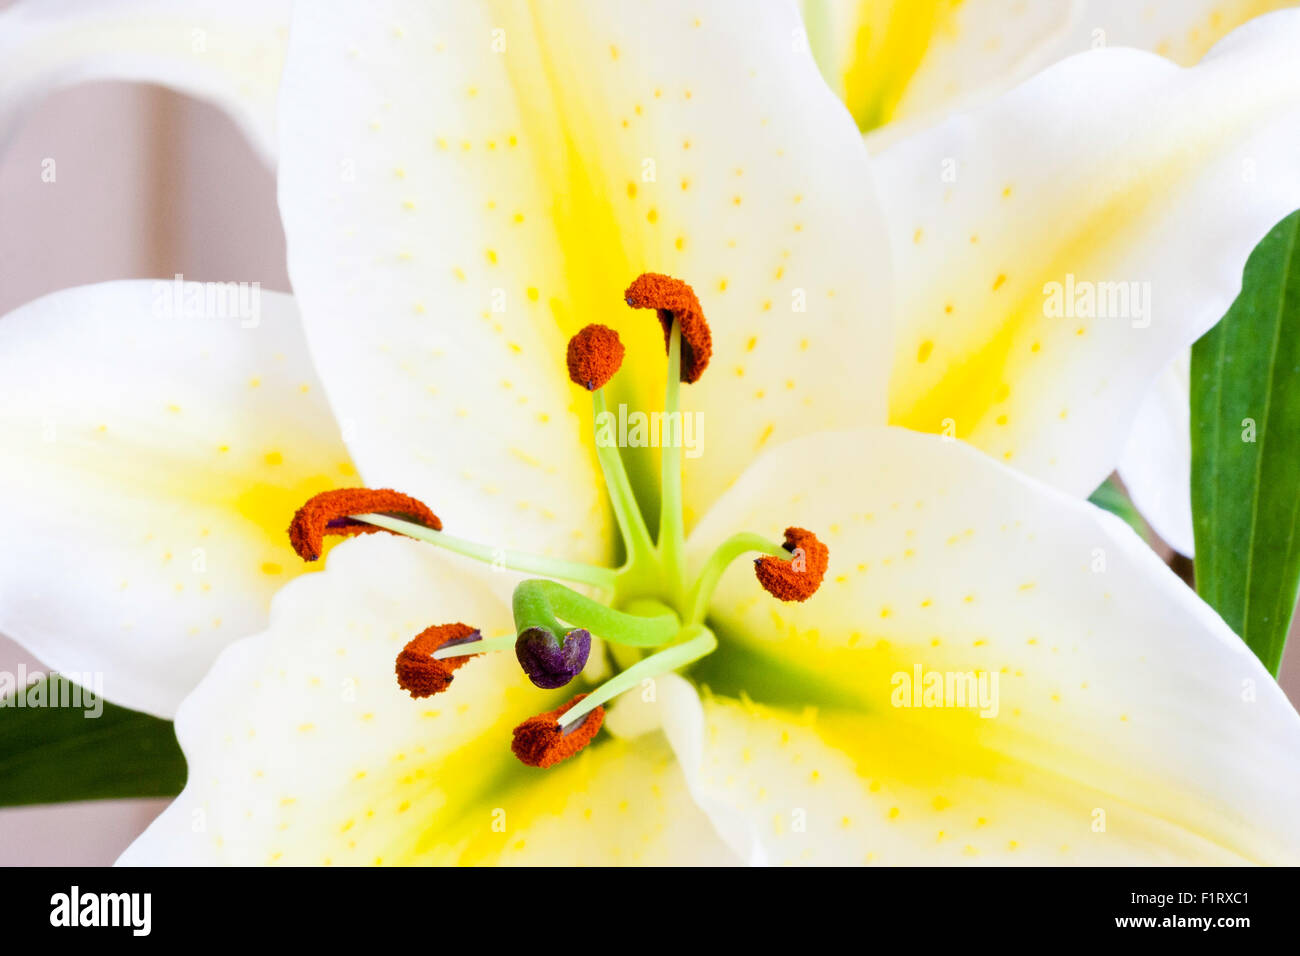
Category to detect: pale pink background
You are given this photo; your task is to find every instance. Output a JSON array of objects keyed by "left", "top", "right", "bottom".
[
  {"left": 0, "top": 81, "right": 286, "bottom": 865},
  {"left": 1, "top": 77, "right": 1298, "bottom": 866}
]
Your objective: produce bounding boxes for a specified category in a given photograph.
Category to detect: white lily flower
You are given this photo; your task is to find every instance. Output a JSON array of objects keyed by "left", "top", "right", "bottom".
[{"left": 2, "top": 1, "right": 1299, "bottom": 865}]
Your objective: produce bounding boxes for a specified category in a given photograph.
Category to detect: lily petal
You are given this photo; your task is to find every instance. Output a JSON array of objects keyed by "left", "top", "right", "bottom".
[
  {"left": 1062, "top": 0, "right": 1298, "bottom": 66},
  {"left": 0, "top": 0, "right": 291, "bottom": 164},
  {"left": 276, "top": 0, "right": 892, "bottom": 538},
  {"left": 605, "top": 671, "right": 767, "bottom": 865},
  {"left": 120, "top": 536, "right": 738, "bottom": 865},
  {"left": 685, "top": 427, "right": 1300, "bottom": 863},
  {"left": 878, "top": 10, "right": 1300, "bottom": 497},
  {"left": 1117, "top": 353, "right": 1194, "bottom": 556},
  {"left": 803, "top": 0, "right": 1080, "bottom": 143},
  {"left": 0, "top": 281, "right": 352, "bottom": 717}
]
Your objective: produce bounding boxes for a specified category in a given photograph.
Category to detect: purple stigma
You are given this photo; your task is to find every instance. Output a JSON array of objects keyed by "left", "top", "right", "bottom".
[{"left": 515, "top": 626, "right": 591, "bottom": 689}]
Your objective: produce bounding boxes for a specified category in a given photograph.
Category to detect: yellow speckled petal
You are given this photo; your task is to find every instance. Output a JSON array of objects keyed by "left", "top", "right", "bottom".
[
  {"left": 684, "top": 427, "right": 1300, "bottom": 864},
  {"left": 277, "top": 0, "right": 891, "bottom": 541},
  {"left": 0, "top": 282, "right": 353, "bottom": 717},
  {"left": 119, "top": 536, "right": 738, "bottom": 865},
  {"left": 1059, "top": 0, "right": 1298, "bottom": 66},
  {"left": 0, "top": 0, "right": 291, "bottom": 164},
  {"left": 879, "top": 10, "right": 1300, "bottom": 497},
  {"left": 802, "top": 0, "right": 1077, "bottom": 142}
]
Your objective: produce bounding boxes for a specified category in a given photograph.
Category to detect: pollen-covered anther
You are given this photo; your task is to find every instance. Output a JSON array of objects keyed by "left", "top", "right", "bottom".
[
  {"left": 623, "top": 272, "right": 712, "bottom": 383},
  {"left": 754, "top": 527, "right": 830, "bottom": 602},
  {"left": 395, "top": 623, "right": 482, "bottom": 698},
  {"left": 511, "top": 694, "right": 604, "bottom": 768},
  {"left": 567, "top": 324, "right": 625, "bottom": 390},
  {"left": 288, "top": 487, "right": 442, "bottom": 561}
]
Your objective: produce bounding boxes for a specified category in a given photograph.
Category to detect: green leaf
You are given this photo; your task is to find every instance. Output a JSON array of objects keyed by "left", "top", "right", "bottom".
[
  {"left": 0, "top": 675, "right": 185, "bottom": 806},
  {"left": 1191, "top": 209, "right": 1300, "bottom": 676},
  {"left": 1088, "top": 477, "right": 1149, "bottom": 540}
]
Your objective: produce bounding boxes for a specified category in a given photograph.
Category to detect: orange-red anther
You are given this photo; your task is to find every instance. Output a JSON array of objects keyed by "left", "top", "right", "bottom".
[
  {"left": 511, "top": 694, "right": 604, "bottom": 768},
  {"left": 623, "top": 272, "right": 712, "bottom": 383},
  {"left": 395, "top": 623, "right": 482, "bottom": 698},
  {"left": 754, "top": 527, "right": 829, "bottom": 602},
  {"left": 567, "top": 323, "right": 625, "bottom": 390},
  {"left": 289, "top": 488, "right": 442, "bottom": 562}
]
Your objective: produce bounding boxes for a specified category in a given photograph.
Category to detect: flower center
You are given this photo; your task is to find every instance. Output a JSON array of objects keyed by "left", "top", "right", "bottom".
[{"left": 287, "top": 274, "right": 828, "bottom": 768}]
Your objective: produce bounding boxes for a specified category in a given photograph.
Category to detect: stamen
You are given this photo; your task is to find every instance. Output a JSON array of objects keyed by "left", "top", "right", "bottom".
[
  {"left": 685, "top": 531, "right": 787, "bottom": 624},
  {"left": 754, "top": 527, "right": 829, "bottom": 602},
  {"left": 589, "top": 389, "right": 657, "bottom": 564},
  {"left": 515, "top": 626, "right": 592, "bottom": 689},
  {"left": 567, "top": 324, "right": 625, "bottom": 390},
  {"left": 289, "top": 488, "right": 441, "bottom": 562},
  {"left": 511, "top": 694, "right": 605, "bottom": 768},
  {"left": 432, "top": 633, "right": 517, "bottom": 659},
  {"left": 353, "top": 512, "right": 617, "bottom": 592},
  {"left": 623, "top": 272, "right": 712, "bottom": 383},
  {"left": 395, "top": 622, "right": 481, "bottom": 698}
]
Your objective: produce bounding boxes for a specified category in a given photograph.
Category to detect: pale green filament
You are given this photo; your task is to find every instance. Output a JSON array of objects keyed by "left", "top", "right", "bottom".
[
  {"left": 353, "top": 513, "right": 617, "bottom": 592},
  {"left": 432, "top": 633, "right": 517, "bottom": 659},
  {"left": 592, "top": 389, "right": 656, "bottom": 566},
  {"left": 513, "top": 579, "right": 679, "bottom": 647},
  {"left": 658, "top": 320, "right": 687, "bottom": 606},
  {"left": 558, "top": 625, "right": 717, "bottom": 729},
  {"left": 685, "top": 532, "right": 788, "bottom": 625}
]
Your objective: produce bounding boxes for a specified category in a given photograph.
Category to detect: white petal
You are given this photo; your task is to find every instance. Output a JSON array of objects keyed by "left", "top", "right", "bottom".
[
  {"left": 1118, "top": 352, "right": 1194, "bottom": 555},
  {"left": 1061, "top": 0, "right": 1299, "bottom": 65},
  {"left": 0, "top": 0, "right": 291, "bottom": 164},
  {"left": 683, "top": 427, "right": 1300, "bottom": 863},
  {"left": 878, "top": 10, "right": 1300, "bottom": 497},
  {"left": 276, "top": 0, "right": 892, "bottom": 541},
  {"left": 605, "top": 671, "right": 767, "bottom": 865},
  {"left": 0, "top": 281, "right": 352, "bottom": 716},
  {"left": 803, "top": 0, "right": 1081, "bottom": 144},
  {"left": 120, "top": 536, "right": 738, "bottom": 865}
]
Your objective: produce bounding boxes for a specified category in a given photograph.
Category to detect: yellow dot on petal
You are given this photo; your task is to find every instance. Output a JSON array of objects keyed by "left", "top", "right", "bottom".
[{"left": 917, "top": 340, "right": 934, "bottom": 363}]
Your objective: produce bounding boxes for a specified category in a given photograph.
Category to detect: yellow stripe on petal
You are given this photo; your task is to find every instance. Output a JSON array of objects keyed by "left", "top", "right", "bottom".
[
  {"left": 685, "top": 428, "right": 1300, "bottom": 864},
  {"left": 279, "top": 0, "right": 893, "bottom": 539},
  {"left": 840, "top": 0, "right": 958, "bottom": 132},
  {"left": 804, "top": 0, "right": 1077, "bottom": 140},
  {"left": 877, "top": 12, "right": 1300, "bottom": 494}
]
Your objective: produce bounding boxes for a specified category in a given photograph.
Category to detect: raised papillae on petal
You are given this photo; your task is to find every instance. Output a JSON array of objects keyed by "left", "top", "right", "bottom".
[
  {"left": 395, "top": 622, "right": 481, "bottom": 698},
  {"left": 289, "top": 488, "right": 441, "bottom": 561},
  {"left": 511, "top": 694, "right": 605, "bottom": 768},
  {"left": 566, "top": 324, "right": 625, "bottom": 391},
  {"left": 754, "top": 527, "right": 829, "bottom": 602},
  {"left": 623, "top": 273, "right": 712, "bottom": 384}
]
